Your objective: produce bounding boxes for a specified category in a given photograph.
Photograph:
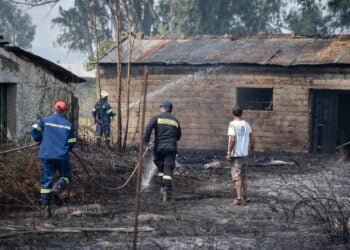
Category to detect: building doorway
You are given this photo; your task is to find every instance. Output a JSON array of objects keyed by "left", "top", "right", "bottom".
[
  {"left": 310, "top": 90, "right": 350, "bottom": 153},
  {"left": 0, "top": 85, "right": 7, "bottom": 144}
]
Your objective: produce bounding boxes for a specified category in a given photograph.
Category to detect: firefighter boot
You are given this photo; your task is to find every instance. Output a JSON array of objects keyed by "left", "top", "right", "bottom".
[
  {"left": 105, "top": 139, "right": 111, "bottom": 149},
  {"left": 96, "top": 137, "right": 102, "bottom": 146},
  {"left": 162, "top": 187, "right": 172, "bottom": 203},
  {"left": 41, "top": 202, "right": 52, "bottom": 218},
  {"left": 51, "top": 183, "right": 63, "bottom": 206},
  {"left": 159, "top": 187, "right": 164, "bottom": 200}
]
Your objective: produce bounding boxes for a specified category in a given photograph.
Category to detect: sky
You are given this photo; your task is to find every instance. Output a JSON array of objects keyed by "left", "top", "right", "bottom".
[{"left": 23, "top": 0, "right": 95, "bottom": 77}]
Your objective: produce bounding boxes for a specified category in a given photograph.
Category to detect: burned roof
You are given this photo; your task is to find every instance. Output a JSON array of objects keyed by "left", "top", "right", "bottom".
[{"left": 99, "top": 34, "right": 350, "bottom": 66}]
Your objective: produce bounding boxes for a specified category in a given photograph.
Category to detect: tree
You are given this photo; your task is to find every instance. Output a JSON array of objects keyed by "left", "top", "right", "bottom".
[
  {"left": 328, "top": 0, "right": 350, "bottom": 30},
  {"left": 229, "top": 0, "right": 283, "bottom": 35},
  {"left": 52, "top": 0, "right": 112, "bottom": 57},
  {"left": 51, "top": 0, "right": 157, "bottom": 57},
  {"left": 285, "top": 0, "right": 331, "bottom": 35},
  {"left": 0, "top": 0, "right": 35, "bottom": 49},
  {"left": 6, "top": 0, "right": 59, "bottom": 6},
  {"left": 154, "top": 0, "right": 284, "bottom": 35},
  {"left": 84, "top": 40, "right": 114, "bottom": 71}
]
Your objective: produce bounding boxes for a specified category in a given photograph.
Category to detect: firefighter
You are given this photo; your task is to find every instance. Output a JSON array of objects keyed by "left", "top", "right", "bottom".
[
  {"left": 92, "top": 90, "right": 115, "bottom": 148},
  {"left": 144, "top": 101, "right": 181, "bottom": 202},
  {"left": 31, "top": 101, "right": 77, "bottom": 217}
]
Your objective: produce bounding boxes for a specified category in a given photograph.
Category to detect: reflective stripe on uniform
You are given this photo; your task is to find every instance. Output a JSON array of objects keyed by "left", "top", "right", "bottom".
[
  {"left": 93, "top": 108, "right": 96, "bottom": 111},
  {"left": 157, "top": 172, "right": 164, "bottom": 177},
  {"left": 68, "top": 138, "right": 76, "bottom": 143},
  {"left": 62, "top": 177, "right": 70, "bottom": 185},
  {"left": 40, "top": 188, "right": 51, "bottom": 194},
  {"left": 45, "top": 122, "right": 71, "bottom": 130},
  {"left": 157, "top": 118, "right": 178, "bottom": 128},
  {"left": 107, "top": 109, "right": 113, "bottom": 114},
  {"left": 163, "top": 175, "right": 172, "bottom": 180},
  {"left": 32, "top": 124, "right": 42, "bottom": 131}
]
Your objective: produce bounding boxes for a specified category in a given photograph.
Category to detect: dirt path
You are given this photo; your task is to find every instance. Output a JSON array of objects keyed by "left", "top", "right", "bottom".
[{"left": 1, "top": 152, "right": 350, "bottom": 249}]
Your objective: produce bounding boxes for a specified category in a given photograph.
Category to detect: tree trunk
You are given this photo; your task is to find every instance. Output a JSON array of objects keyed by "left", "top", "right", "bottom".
[
  {"left": 122, "top": 2, "right": 134, "bottom": 150},
  {"left": 115, "top": 0, "right": 123, "bottom": 149}
]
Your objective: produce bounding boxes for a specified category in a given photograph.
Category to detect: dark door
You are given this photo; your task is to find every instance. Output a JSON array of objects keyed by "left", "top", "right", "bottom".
[
  {"left": 0, "top": 85, "right": 7, "bottom": 144},
  {"left": 310, "top": 90, "right": 338, "bottom": 153}
]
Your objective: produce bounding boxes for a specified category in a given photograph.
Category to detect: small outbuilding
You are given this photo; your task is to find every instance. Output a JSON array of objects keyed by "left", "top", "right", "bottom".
[
  {"left": 0, "top": 35, "right": 85, "bottom": 145},
  {"left": 98, "top": 34, "right": 350, "bottom": 153}
]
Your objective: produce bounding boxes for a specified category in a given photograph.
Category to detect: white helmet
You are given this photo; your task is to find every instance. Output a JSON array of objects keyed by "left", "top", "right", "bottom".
[{"left": 101, "top": 90, "right": 109, "bottom": 98}]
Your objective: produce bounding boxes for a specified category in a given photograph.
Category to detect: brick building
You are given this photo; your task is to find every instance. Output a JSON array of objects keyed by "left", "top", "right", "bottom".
[{"left": 98, "top": 35, "right": 350, "bottom": 153}]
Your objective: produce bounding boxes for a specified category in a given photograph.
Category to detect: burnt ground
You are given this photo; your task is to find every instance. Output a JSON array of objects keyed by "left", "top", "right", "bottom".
[{"left": 1, "top": 149, "right": 350, "bottom": 250}]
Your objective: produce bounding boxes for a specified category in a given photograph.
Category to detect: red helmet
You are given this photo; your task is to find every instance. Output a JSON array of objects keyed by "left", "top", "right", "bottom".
[{"left": 54, "top": 101, "right": 68, "bottom": 111}]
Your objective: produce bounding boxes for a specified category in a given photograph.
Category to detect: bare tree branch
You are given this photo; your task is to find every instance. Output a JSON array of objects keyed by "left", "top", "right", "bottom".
[{"left": 6, "top": 0, "right": 59, "bottom": 7}]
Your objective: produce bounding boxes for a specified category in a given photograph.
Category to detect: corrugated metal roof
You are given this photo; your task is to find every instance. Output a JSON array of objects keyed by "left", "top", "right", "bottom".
[{"left": 99, "top": 34, "right": 350, "bottom": 66}]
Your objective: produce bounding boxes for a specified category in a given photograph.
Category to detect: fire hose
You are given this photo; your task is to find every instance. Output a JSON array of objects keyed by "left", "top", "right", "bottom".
[
  {"left": 0, "top": 142, "right": 152, "bottom": 191},
  {"left": 71, "top": 145, "right": 152, "bottom": 190},
  {"left": 0, "top": 143, "right": 39, "bottom": 155}
]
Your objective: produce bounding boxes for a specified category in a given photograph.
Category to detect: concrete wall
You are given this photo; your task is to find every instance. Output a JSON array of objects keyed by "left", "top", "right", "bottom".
[
  {"left": 0, "top": 47, "right": 75, "bottom": 143},
  {"left": 99, "top": 64, "right": 350, "bottom": 152}
]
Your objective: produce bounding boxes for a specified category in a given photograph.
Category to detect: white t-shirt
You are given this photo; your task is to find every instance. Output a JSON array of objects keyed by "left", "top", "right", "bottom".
[{"left": 227, "top": 120, "right": 252, "bottom": 157}]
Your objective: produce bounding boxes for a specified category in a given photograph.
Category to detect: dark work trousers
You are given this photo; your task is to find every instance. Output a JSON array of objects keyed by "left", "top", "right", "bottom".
[
  {"left": 153, "top": 150, "right": 176, "bottom": 189},
  {"left": 96, "top": 120, "right": 111, "bottom": 142},
  {"left": 40, "top": 159, "right": 72, "bottom": 204}
]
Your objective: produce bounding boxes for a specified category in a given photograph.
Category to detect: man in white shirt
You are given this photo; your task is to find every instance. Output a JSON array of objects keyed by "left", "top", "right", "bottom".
[{"left": 226, "top": 106, "right": 255, "bottom": 205}]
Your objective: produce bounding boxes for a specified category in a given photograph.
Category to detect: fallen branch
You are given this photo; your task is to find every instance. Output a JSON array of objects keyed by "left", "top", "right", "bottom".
[
  {"left": 249, "top": 159, "right": 295, "bottom": 167},
  {"left": 0, "top": 226, "right": 155, "bottom": 237}
]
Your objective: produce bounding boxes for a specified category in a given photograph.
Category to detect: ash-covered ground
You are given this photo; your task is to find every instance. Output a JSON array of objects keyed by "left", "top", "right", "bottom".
[{"left": 1, "top": 147, "right": 350, "bottom": 250}]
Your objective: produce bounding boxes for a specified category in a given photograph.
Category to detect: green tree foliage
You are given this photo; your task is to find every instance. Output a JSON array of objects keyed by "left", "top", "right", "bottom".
[
  {"left": 285, "top": 0, "right": 331, "bottom": 35},
  {"left": 0, "top": 0, "right": 35, "bottom": 48},
  {"left": 155, "top": 0, "right": 284, "bottom": 35},
  {"left": 328, "top": 0, "right": 350, "bottom": 28},
  {"left": 52, "top": 0, "right": 112, "bottom": 57},
  {"left": 50, "top": 0, "right": 157, "bottom": 56},
  {"left": 84, "top": 40, "right": 114, "bottom": 71}
]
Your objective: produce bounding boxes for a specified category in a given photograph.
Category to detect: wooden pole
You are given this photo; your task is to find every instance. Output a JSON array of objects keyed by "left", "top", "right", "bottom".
[{"left": 133, "top": 66, "right": 148, "bottom": 250}]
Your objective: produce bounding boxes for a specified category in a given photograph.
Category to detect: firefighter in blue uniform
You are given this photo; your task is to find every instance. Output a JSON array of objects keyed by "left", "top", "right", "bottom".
[
  {"left": 92, "top": 90, "right": 115, "bottom": 148},
  {"left": 31, "top": 101, "right": 76, "bottom": 217},
  {"left": 144, "top": 101, "right": 181, "bottom": 202}
]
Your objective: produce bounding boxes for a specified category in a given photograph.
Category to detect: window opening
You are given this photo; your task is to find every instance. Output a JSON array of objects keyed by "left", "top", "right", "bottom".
[{"left": 237, "top": 87, "right": 273, "bottom": 110}]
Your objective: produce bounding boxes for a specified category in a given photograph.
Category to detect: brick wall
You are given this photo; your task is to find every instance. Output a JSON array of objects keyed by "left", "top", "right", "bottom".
[{"left": 99, "top": 64, "right": 350, "bottom": 152}]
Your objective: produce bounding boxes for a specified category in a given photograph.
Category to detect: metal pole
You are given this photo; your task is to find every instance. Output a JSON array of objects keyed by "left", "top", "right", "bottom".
[{"left": 133, "top": 66, "right": 148, "bottom": 250}]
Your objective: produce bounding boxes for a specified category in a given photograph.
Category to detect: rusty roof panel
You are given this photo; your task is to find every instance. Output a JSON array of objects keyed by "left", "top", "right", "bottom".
[{"left": 99, "top": 35, "right": 350, "bottom": 66}]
